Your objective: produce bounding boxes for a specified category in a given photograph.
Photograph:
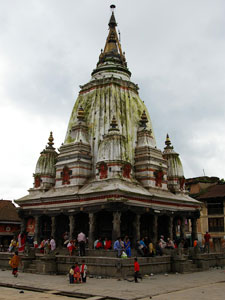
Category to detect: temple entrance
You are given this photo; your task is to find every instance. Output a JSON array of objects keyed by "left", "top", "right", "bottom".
[
  {"left": 158, "top": 215, "right": 170, "bottom": 240},
  {"left": 39, "top": 215, "right": 51, "bottom": 240},
  {"left": 95, "top": 211, "right": 113, "bottom": 240},
  {"left": 121, "top": 211, "right": 135, "bottom": 246},
  {"left": 55, "top": 214, "right": 69, "bottom": 246},
  {"left": 74, "top": 212, "right": 89, "bottom": 238},
  {"left": 140, "top": 213, "right": 153, "bottom": 239}
]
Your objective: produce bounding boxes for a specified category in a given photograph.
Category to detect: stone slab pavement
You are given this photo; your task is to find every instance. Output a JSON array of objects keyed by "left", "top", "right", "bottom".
[{"left": 0, "top": 268, "right": 225, "bottom": 300}]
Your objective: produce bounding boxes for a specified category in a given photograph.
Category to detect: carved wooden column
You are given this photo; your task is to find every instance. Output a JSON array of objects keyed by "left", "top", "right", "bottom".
[
  {"left": 168, "top": 215, "right": 173, "bottom": 240},
  {"left": 191, "top": 218, "right": 197, "bottom": 245},
  {"left": 69, "top": 215, "right": 75, "bottom": 240},
  {"left": 152, "top": 215, "right": 158, "bottom": 245},
  {"left": 133, "top": 214, "right": 140, "bottom": 243},
  {"left": 88, "top": 213, "right": 95, "bottom": 249},
  {"left": 20, "top": 218, "right": 26, "bottom": 234},
  {"left": 34, "top": 216, "right": 40, "bottom": 243},
  {"left": 180, "top": 216, "right": 186, "bottom": 239},
  {"left": 51, "top": 216, "right": 56, "bottom": 239},
  {"left": 112, "top": 211, "right": 121, "bottom": 242}
]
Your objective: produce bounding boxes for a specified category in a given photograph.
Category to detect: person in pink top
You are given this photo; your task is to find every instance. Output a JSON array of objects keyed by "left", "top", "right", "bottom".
[{"left": 77, "top": 232, "right": 86, "bottom": 256}]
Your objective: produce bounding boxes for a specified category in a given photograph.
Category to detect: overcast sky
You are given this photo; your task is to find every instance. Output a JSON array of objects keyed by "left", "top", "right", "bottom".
[{"left": 1, "top": 0, "right": 225, "bottom": 200}]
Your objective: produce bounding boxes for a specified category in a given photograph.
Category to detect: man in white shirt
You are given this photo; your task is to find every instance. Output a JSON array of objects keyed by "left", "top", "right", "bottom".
[
  {"left": 77, "top": 232, "right": 86, "bottom": 256},
  {"left": 50, "top": 237, "right": 56, "bottom": 251}
]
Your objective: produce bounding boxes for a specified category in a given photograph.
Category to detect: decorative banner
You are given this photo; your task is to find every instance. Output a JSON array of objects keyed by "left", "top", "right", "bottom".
[
  {"left": 26, "top": 218, "right": 35, "bottom": 234},
  {"left": 0, "top": 224, "right": 20, "bottom": 233}
]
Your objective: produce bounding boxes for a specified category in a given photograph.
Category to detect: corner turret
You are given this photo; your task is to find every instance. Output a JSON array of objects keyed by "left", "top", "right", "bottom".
[
  {"left": 163, "top": 134, "right": 185, "bottom": 192},
  {"left": 96, "top": 116, "right": 132, "bottom": 180},
  {"left": 32, "top": 132, "right": 58, "bottom": 191},
  {"left": 134, "top": 112, "right": 167, "bottom": 189},
  {"left": 55, "top": 107, "right": 92, "bottom": 189}
]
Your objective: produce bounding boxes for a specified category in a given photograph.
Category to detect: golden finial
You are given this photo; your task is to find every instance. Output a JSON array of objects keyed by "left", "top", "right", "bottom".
[
  {"left": 165, "top": 134, "right": 173, "bottom": 149},
  {"left": 47, "top": 131, "right": 55, "bottom": 149},
  {"left": 140, "top": 111, "right": 148, "bottom": 128},
  {"left": 77, "top": 106, "right": 85, "bottom": 121}
]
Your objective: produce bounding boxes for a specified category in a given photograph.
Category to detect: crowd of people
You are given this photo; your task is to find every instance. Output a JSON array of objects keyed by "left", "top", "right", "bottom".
[{"left": 113, "top": 235, "right": 192, "bottom": 258}]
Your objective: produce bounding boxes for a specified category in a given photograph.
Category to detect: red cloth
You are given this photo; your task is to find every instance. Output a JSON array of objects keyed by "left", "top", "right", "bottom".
[
  {"left": 104, "top": 240, "right": 112, "bottom": 250},
  {"left": 134, "top": 261, "right": 140, "bottom": 272},
  {"left": 204, "top": 233, "right": 211, "bottom": 243},
  {"left": 96, "top": 241, "right": 103, "bottom": 249},
  {"left": 81, "top": 264, "right": 85, "bottom": 273}
]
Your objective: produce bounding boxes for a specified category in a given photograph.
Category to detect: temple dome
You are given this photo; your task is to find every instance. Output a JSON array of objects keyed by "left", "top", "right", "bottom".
[
  {"left": 35, "top": 132, "right": 57, "bottom": 176},
  {"left": 163, "top": 134, "right": 185, "bottom": 191},
  {"left": 64, "top": 10, "right": 156, "bottom": 168},
  {"left": 33, "top": 132, "right": 58, "bottom": 190},
  {"left": 97, "top": 116, "right": 126, "bottom": 162}
]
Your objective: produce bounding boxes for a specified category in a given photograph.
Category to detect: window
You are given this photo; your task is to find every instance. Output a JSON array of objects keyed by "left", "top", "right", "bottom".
[
  {"left": 208, "top": 218, "right": 224, "bottom": 232},
  {"left": 207, "top": 199, "right": 224, "bottom": 215}
]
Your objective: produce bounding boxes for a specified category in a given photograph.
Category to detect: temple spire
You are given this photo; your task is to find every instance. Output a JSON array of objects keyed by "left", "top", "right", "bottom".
[
  {"left": 77, "top": 106, "right": 85, "bottom": 121},
  {"left": 47, "top": 131, "right": 55, "bottom": 149},
  {"left": 109, "top": 5, "right": 117, "bottom": 27},
  {"left": 97, "top": 5, "right": 126, "bottom": 67},
  {"left": 109, "top": 115, "right": 119, "bottom": 132},
  {"left": 140, "top": 111, "right": 148, "bottom": 128},
  {"left": 164, "top": 134, "right": 173, "bottom": 149}
]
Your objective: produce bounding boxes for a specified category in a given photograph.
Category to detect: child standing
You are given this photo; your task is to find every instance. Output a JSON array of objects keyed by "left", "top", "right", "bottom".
[
  {"left": 80, "top": 260, "right": 87, "bottom": 283},
  {"left": 9, "top": 251, "right": 20, "bottom": 277},
  {"left": 69, "top": 265, "right": 75, "bottom": 284},
  {"left": 74, "top": 262, "right": 81, "bottom": 283},
  {"left": 134, "top": 257, "right": 142, "bottom": 283}
]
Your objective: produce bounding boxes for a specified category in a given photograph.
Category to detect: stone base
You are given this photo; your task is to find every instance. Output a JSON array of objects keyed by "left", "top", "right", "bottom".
[{"left": 1, "top": 251, "right": 225, "bottom": 277}]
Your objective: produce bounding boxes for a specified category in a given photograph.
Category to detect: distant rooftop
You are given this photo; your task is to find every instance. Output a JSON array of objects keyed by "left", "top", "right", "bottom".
[
  {"left": 186, "top": 176, "right": 220, "bottom": 185},
  {"left": 0, "top": 200, "right": 21, "bottom": 222},
  {"left": 197, "top": 183, "right": 225, "bottom": 200}
]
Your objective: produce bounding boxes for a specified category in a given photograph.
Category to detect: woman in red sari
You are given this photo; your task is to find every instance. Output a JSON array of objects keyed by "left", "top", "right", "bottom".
[{"left": 18, "top": 233, "right": 26, "bottom": 252}]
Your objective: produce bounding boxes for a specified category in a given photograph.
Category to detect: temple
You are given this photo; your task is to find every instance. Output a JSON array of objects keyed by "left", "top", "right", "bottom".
[{"left": 16, "top": 6, "right": 200, "bottom": 248}]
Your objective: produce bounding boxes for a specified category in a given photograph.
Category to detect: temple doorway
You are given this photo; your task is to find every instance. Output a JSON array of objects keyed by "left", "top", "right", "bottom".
[
  {"left": 157, "top": 215, "right": 170, "bottom": 240},
  {"left": 39, "top": 215, "right": 51, "bottom": 240},
  {"left": 140, "top": 213, "right": 153, "bottom": 239},
  {"left": 121, "top": 210, "right": 135, "bottom": 246},
  {"left": 74, "top": 212, "right": 89, "bottom": 238},
  {"left": 55, "top": 214, "right": 69, "bottom": 246},
  {"left": 95, "top": 211, "right": 113, "bottom": 240}
]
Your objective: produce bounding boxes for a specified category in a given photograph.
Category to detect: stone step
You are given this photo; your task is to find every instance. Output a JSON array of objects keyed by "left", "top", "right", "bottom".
[{"left": 24, "top": 268, "right": 36, "bottom": 274}]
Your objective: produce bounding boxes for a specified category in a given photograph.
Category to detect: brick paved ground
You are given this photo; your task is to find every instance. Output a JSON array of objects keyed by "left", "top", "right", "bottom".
[{"left": 0, "top": 268, "right": 225, "bottom": 300}]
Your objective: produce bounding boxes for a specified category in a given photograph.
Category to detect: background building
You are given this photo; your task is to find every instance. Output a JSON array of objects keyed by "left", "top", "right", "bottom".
[
  {"left": 186, "top": 177, "right": 225, "bottom": 250},
  {"left": 0, "top": 200, "right": 21, "bottom": 251}
]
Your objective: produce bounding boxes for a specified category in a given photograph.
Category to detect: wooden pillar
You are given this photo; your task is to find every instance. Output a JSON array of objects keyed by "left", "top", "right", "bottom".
[
  {"left": 34, "top": 216, "right": 40, "bottom": 243},
  {"left": 133, "top": 214, "right": 141, "bottom": 241},
  {"left": 191, "top": 218, "right": 197, "bottom": 245},
  {"left": 88, "top": 213, "right": 95, "bottom": 249},
  {"left": 51, "top": 216, "right": 56, "bottom": 239},
  {"left": 112, "top": 211, "right": 121, "bottom": 242},
  {"left": 180, "top": 216, "right": 186, "bottom": 239},
  {"left": 69, "top": 215, "right": 75, "bottom": 240},
  {"left": 20, "top": 218, "right": 26, "bottom": 234},
  {"left": 168, "top": 216, "right": 173, "bottom": 240},
  {"left": 152, "top": 215, "right": 158, "bottom": 245}
]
